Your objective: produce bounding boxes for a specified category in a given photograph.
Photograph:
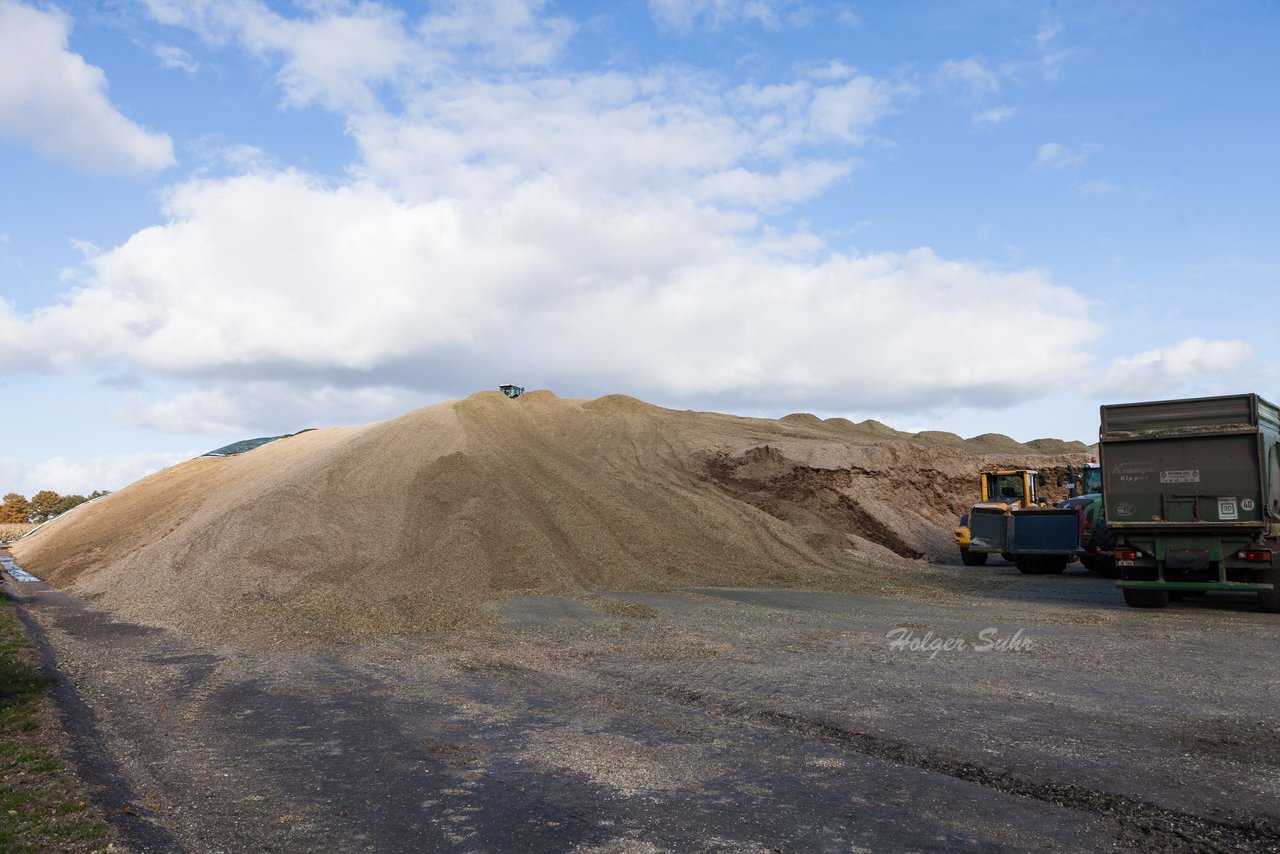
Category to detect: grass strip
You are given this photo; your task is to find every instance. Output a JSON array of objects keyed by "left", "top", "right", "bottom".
[{"left": 0, "top": 588, "right": 115, "bottom": 853}]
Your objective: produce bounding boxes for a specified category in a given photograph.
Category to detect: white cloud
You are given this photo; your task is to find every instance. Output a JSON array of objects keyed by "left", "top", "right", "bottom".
[
  {"left": 117, "top": 382, "right": 429, "bottom": 435},
  {"left": 417, "top": 0, "right": 574, "bottom": 67},
  {"left": 1089, "top": 338, "right": 1254, "bottom": 397},
  {"left": 834, "top": 7, "right": 861, "bottom": 28},
  {"left": 152, "top": 43, "right": 198, "bottom": 73},
  {"left": 0, "top": 0, "right": 1098, "bottom": 433},
  {"left": 144, "top": 0, "right": 417, "bottom": 111},
  {"left": 1071, "top": 177, "right": 1124, "bottom": 196},
  {"left": 693, "top": 161, "right": 851, "bottom": 210},
  {"left": 218, "top": 143, "right": 273, "bottom": 171},
  {"left": 1, "top": 167, "right": 1094, "bottom": 419},
  {"left": 648, "top": 0, "right": 809, "bottom": 32},
  {"left": 1031, "top": 142, "right": 1100, "bottom": 170},
  {"left": 0, "top": 450, "right": 192, "bottom": 495},
  {"left": 806, "top": 74, "right": 895, "bottom": 143},
  {"left": 0, "top": 0, "right": 175, "bottom": 173},
  {"left": 936, "top": 58, "right": 1000, "bottom": 97},
  {"left": 973, "top": 105, "right": 1016, "bottom": 126},
  {"left": 143, "top": 0, "right": 573, "bottom": 112},
  {"left": 1036, "top": 20, "right": 1073, "bottom": 80},
  {"left": 350, "top": 65, "right": 892, "bottom": 209},
  {"left": 0, "top": 296, "right": 49, "bottom": 371}
]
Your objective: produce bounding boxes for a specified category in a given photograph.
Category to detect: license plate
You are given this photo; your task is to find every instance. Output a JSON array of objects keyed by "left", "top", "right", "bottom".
[{"left": 1116, "top": 559, "right": 1135, "bottom": 567}]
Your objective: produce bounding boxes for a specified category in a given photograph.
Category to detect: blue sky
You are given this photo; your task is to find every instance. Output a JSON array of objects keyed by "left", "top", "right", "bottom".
[{"left": 1, "top": 0, "right": 1277, "bottom": 494}]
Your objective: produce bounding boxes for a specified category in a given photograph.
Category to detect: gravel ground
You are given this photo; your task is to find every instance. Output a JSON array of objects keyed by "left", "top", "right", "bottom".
[{"left": 5, "top": 560, "right": 1280, "bottom": 853}]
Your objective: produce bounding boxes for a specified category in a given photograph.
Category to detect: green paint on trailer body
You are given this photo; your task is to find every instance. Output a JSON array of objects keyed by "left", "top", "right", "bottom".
[{"left": 1099, "top": 393, "right": 1280, "bottom": 609}]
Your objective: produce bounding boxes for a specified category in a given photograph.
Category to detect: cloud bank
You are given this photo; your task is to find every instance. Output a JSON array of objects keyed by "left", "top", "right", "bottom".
[
  {"left": 0, "top": 0, "right": 174, "bottom": 173},
  {"left": 0, "top": 0, "right": 1160, "bottom": 438},
  {"left": 1090, "top": 338, "right": 1253, "bottom": 398},
  {"left": 0, "top": 450, "right": 192, "bottom": 496}
]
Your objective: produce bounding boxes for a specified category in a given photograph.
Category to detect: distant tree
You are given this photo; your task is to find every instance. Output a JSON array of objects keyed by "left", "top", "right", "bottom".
[
  {"left": 0, "top": 493, "right": 29, "bottom": 524},
  {"left": 88, "top": 490, "right": 111, "bottom": 500},
  {"left": 53, "top": 494, "right": 89, "bottom": 516},
  {"left": 28, "top": 490, "right": 62, "bottom": 523}
]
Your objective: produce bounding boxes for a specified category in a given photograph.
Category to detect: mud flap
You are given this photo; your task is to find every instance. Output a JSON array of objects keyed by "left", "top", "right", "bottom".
[{"left": 1164, "top": 549, "right": 1212, "bottom": 571}]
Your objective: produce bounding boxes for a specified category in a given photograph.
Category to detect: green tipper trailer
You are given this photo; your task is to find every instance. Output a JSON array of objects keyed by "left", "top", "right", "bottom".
[{"left": 1099, "top": 393, "right": 1280, "bottom": 612}]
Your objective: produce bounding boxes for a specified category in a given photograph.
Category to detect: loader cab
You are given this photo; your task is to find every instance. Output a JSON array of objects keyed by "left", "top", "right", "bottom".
[{"left": 979, "top": 469, "right": 1041, "bottom": 509}]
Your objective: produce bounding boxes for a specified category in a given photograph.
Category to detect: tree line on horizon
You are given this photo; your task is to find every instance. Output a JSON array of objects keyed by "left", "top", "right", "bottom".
[{"left": 0, "top": 490, "right": 110, "bottom": 524}]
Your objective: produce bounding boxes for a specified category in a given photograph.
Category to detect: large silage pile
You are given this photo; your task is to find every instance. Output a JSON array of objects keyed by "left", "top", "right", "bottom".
[{"left": 11, "top": 391, "right": 1087, "bottom": 647}]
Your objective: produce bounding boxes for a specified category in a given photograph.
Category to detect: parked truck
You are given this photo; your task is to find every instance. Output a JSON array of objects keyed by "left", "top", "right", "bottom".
[{"left": 1099, "top": 393, "right": 1280, "bottom": 612}]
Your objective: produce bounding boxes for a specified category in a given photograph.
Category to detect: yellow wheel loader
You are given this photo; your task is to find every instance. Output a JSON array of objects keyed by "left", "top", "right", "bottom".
[{"left": 954, "top": 467, "right": 1081, "bottom": 574}]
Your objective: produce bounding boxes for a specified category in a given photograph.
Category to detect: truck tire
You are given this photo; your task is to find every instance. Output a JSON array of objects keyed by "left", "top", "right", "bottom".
[
  {"left": 960, "top": 547, "right": 987, "bottom": 566},
  {"left": 1123, "top": 588, "right": 1169, "bottom": 609},
  {"left": 1089, "top": 518, "right": 1120, "bottom": 579},
  {"left": 1258, "top": 569, "right": 1280, "bottom": 614}
]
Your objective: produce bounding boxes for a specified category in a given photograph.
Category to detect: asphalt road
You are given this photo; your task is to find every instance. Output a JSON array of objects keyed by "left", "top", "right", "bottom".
[{"left": 5, "top": 561, "right": 1279, "bottom": 853}]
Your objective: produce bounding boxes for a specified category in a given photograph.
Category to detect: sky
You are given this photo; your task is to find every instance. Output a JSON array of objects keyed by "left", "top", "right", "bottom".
[{"left": 1, "top": 0, "right": 1278, "bottom": 495}]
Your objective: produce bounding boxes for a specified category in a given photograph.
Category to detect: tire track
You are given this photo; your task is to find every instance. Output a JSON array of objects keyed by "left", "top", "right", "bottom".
[{"left": 608, "top": 672, "right": 1279, "bottom": 853}]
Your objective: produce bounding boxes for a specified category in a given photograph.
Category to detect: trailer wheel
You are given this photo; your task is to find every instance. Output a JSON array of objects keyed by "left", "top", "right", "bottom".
[
  {"left": 1089, "top": 518, "right": 1119, "bottom": 579},
  {"left": 1258, "top": 569, "right": 1280, "bottom": 614},
  {"left": 1123, "top": 588, "right": 1169, "bottom": 609},
  {"left": 1044, "top": 556, "right": 1068, "bottom": 574},
  {"left": 960, "top": 547, "right": 987, "bottom": 566}
]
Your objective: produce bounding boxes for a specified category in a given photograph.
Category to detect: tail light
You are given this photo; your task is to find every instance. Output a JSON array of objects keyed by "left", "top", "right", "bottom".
[
  {"left": 1236, "top": 549, "right": 1272, "bottom": 563},
  {"left": 1114, "top": 547, "right": 1140, "bottom": 561}
]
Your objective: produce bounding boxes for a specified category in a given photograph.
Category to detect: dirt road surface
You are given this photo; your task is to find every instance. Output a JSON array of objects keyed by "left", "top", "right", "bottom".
[{"left": 6, "top": 561, "right": 1279, "bottom": 853}]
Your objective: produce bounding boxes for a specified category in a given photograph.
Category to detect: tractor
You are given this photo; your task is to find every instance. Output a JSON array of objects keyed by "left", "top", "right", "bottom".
[{"left": 1056, "top": 460, "right": 1118, "bottom": 577}]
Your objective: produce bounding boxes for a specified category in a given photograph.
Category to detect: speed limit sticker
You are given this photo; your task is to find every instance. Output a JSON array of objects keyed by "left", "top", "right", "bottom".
[{"left": 1242, "top": 498, "right": 1256, "bottom": 511}]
